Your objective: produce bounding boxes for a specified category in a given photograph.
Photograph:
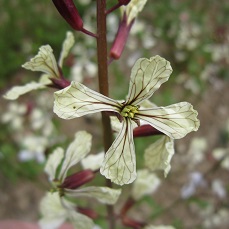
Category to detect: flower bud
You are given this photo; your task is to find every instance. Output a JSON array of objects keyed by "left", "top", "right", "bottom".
[
  {"left": 77, "top": 207, "right": 98, "bottom": 219},
  {"left": 109, "top": 13, "right": 134, "bottom": 60},
  {"left": 118, "top": 0, "right": 131, "bottom": 5},
  {"left": 60, "top": 169, "right": 95, "bottom": 189},
  {"left": 52, "top": 0, "right": 83, "bottom": 31},
  {"left": 133, "top": 125, "right": 164, "bottom": 138},
  {"left": 122, "top": 216, "right": 145, "bottom": 229}
]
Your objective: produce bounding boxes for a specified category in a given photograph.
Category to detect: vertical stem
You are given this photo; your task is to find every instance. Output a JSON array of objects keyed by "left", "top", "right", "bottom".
[{"left": 96, "top": 1, "right": 115, "bottom": 229}]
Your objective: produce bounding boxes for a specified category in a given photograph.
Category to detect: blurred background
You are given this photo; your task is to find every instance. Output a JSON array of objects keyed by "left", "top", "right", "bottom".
[{"left": 0, "top": 0, "right": 229, "bottom": 228}]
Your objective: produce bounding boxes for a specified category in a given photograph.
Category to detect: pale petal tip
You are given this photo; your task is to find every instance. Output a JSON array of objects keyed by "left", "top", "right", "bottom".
[
  {"left": 188, "top": 103, "right": 200, "bottom": 132},
  {"left": 100, "top": 167, "right": 137, "bottom": 186}
]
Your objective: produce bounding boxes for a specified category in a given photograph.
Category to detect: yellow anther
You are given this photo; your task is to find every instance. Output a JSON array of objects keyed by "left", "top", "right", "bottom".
[{"left": 121, "top": 105, "right": 139, "bottom": 118}]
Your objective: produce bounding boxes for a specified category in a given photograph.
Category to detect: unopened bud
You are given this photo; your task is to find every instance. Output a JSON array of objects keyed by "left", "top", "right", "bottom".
[
  {"left": 122, "top": 216, "right": 145, "bottom": 229},
  {"left": 109, "top": 13, "right": 134, "bottom": 60},
  {"left": 52, "top": 0, "right": 83, "bottom": 31},
  {"left": 78, "top": 207, "right": 98, "bottom": 219},
  {"left": 60, "top": 169, "right": 95, "bottom": 189},
  {"left": 118, "top": 0, "right": 131, "bottom": 6},
  {"left": 133, "top": 125, "right": 164, "bottom": 138}
]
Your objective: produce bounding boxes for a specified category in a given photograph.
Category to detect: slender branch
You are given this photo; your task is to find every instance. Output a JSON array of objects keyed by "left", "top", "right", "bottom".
[
  {"left": 81, "top": 27, "right": 98, "bottom": 38},
  {"left": 96, "top": 1, "right": 115, "bottom": 229},
  {"left": 106, "top": 3, "right": 122, "bottom": 15}
]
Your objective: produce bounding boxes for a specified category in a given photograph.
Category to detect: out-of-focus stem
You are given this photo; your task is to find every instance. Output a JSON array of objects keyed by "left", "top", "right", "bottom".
[{"left": 96, "top": 1, "right": 115, "bottom": 229}]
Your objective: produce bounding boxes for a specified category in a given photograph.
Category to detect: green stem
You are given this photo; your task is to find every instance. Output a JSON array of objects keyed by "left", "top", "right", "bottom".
[{"left": 96, "top": 1, "right": 115, "bottom": 229}]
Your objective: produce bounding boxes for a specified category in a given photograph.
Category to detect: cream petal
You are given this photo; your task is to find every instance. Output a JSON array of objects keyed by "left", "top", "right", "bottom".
[
  {"left": 70, "top": 211, "right": 94, "bottom": 229},
  {"left": 39, "top": 192, "right": 69, "bottom": 229},
  {"left": 125, "top": 55, "right": 172, "bottom": 106},
  {"left": 45, "top": 147, "right": 65, "bottom": 181},
  {"left": 81, "top": 152, "right": 105, "bottom": 171},
  {"left": 124, "top": 0, "right": 148, "bottom": 24},
  {"left": 59, "top": 131, "right": 92, "bottom": 181},
  {"left": 3, "top": 81, "right": 49, "bottom": 100},
  {"left": 65, "top": 186, "right": 121, "bottom": 205},
  {"left": 22, "top": 45, "right": 59, "bottom": 78},
  {"left": 144, "top": 136, "right": 175, "bottom": 177},
  {"left": 100, "top": 119, "right": 137, "bottom": 185},
  {"left": 58, "top": 31, "right": 75, "bottom": 68},
  {"left": 54, "top": 81, "right": 121, "bottom": 119},
  {"left": 136, "top": 102, "right": 200, "bottom": 139}
]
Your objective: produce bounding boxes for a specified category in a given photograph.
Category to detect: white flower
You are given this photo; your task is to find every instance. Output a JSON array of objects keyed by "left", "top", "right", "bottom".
[
  {"left": 3, "top": 32, "right": 74, "bottom": 100},
  {"left": 54, "top": 55, "right": 200, "bottom": 185},
  {"left": 42, "top": 131, "right": 121, "bottom": 229},
  {"left": 45, "top": 131, "right": 121, "bottom": 203},
  {"left": 131, "top": 169, "right": 161, "bottom": 200}
]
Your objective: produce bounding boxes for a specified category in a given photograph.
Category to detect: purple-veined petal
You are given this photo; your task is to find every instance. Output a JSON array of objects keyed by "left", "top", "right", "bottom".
[
  {"left": 136, "top": 102, "right": 200, "bottom": 139},
  {"left": 65, "top": 186, "right": 121, "bottom": 205},
  {"left": 54, "top": 81, "right": 121, "bottom": 119},
  {"left": 22, "top": 45, "right": 59, "bottom": 78},
  {"left": 100, "top": 118, "right": 137, "bottom": 185},
  {"left": 44, "top": 147, "right": 65, "bottom": 181},
  {"left": 58, "top": 31, "right": 75, "bottom": 68},
  {"left": 144, "top": 136, "right": 175, "bottom": 176},
  {"left": 59, "top": 131, "right": 92, "bottom": 181},
  {"left": 125, "top": 55, "right": 172, "bottom": 106},
  {"left": 3, "top": 75, "right": 51, "bottom": 100}
]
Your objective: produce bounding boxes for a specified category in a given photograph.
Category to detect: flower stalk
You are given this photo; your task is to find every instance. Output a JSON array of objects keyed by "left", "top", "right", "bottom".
[{"left": 96, "top": 1, "right": 115, "bottom": 228}]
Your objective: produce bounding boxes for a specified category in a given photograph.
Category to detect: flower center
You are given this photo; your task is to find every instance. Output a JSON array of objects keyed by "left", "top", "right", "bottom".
[{"left": 120, "top": 105, "right": 139, "bottom": 118}]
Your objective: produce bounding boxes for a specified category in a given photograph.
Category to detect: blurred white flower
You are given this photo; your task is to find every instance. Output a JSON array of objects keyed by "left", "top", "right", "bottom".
[
  {"left": 70, "top": 43, "right": 97, "bottom": 82},
  {"left": 211, "top": 179, "right": 226, "bottom": 199},
  {"left": 1, "top": 102, "right": 27, "bottom": 130},
  {"left": 30, "top": 108, "right": 54, "bottom": 136},
  {"left": 186, "top": 137, "right": 207, "bottom": 167},
  {"left": 203, "top": 208, "right": 229, "bottom": 229},
  {"left": 212, "top": 148, "right": 229, "bottom": 170},
  {"left": 18, "top": 135, "right": 47, "bottom": 163}
]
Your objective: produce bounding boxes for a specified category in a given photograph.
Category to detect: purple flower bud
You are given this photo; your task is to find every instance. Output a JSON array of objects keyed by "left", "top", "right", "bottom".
[
  {"left": 52, "top": 0, "right": 83, "bottom": 31},
  {"left": 122, "top": 217, "right": 145, "bottom": 229},
  {"left": 118, "top": 0, "right": 131, "bottom": 5},
  {"left": 109, "top": 13, "right": 134, "bottom": 60},
  {"left": 133, "top": 125, "right": 164, "bottom": 138},
  {"left": 77, "top": 207, "right": 98, "bottom": 219},
  {"left": 60, "top": 169, "right": 95, "bottom": 189}
]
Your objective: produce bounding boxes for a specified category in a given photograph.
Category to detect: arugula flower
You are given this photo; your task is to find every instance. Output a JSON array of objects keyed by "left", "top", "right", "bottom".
[
  {"left": 3, "top": 32, "right": 74, "bottom": 100},
  {"left": 54, "top": 55, "right": 200, "bottom": 185},
  {"left": 41, "top": 131, "right": 121, "bottom": 229}
]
